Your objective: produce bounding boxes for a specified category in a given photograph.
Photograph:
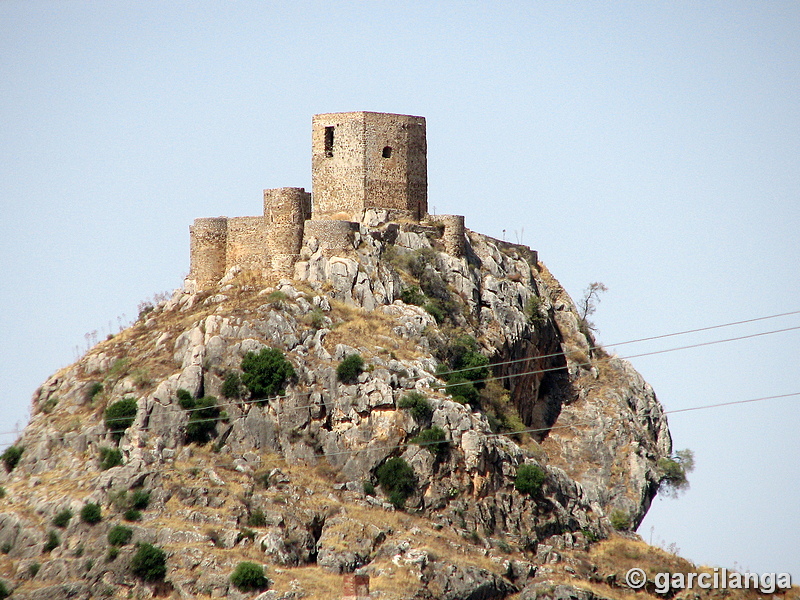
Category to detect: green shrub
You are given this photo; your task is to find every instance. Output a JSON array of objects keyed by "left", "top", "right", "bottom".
[
  {"left": 123, "top": 509, "right": 142, "bottom": 522},
  {"left": 104, "top": 398, "right": 137, "bottom": 440},
  {"left": 410, "top": 427, "right": 448, "bottom": 460},
  {"left": 609, "top": 509, "right": 630, "bottom": 531},
  {"left": 107, "top": 524, "right": 133, "bottom": 546},
  {"left": 376, "top": 457, "right": 416, "bottom": 509},
  {"left": 176, "top": 388, "right": 195, "bottom": 409},
  {"left": 445, "top": 376, "right": 479, "bottom": 405},
  {"left": 1, "top": 446, "right": 23, "bottom": 472},
  {"left": 230, "top": 561, "right": 270, "bottom": 592},
  {"left": 236, "top": 528, "right": 256, "bottom": 543},
  {"left": 398, "top": 392, "right": 433, "bottom": 421},
  {"left": 0, "top": 580, "right": 9, "bottom": 599},
  {"left": 241, "top": 348, "right": 296, "bottom": 399},
  {"left": 515, "top": 464, "right": 545, "bottom": 497},
  {"left": 247, "top": 509, "right": 267, "bottom": 527},
  {"left": 337, "top": 354, "right": 365, "bottom": 383},
  {"left": 1, "top": 543, "right": 11, "bottom": 554},
  {"left": 87, "top": 381, "right": 104, "bottom": 401},
  {"left": 29, "top": 562, "right": 40, "bottom": 577},
  {"left": 80, "top": 502, "right": 102, "bottom": 524},
  {"left": 657, "top": 449, "right": 695, "bottom": 498},
  {"left": 400, "top": 286, "right": 425, "bottom": 306},
  {"left": 130, "top": 543, "right": 167, "bottom": 582},
  {"left": 52, "top": 509, "right": 73, "bottom": 528},
  {"left": 185, "top": 396, "right": 220, "bottom": 445},
  {"left": 0, "top": 486, "right": 5, "bottom": 499},
  {"left": 129, "top": 489, "right": 151, "bottom": 510},
  {"left": 525, "top": 296, "right": 546, "bottom": 324},
  {"left": 106, "top": 547, "right": 119, "bottom": 562},
  {"left": 362, "top": 481, "right": 375, "bottom": 496},
  {"left": 221, "top": 372, "right": 243, "bottom": 399},
  {"left": 423, "top": 301, "right": 445, "bottom": 324},
  {"left": 99, "top": 446, "right": 123, "bottom": 470},
  {"left": 43, "top": 530, "right": 60, "bottom": 552}
]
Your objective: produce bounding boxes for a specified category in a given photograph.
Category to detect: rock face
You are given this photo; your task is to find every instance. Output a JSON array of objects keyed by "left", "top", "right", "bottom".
[{"left": 0, "top": 222, "right": 675, "bottom": 599}]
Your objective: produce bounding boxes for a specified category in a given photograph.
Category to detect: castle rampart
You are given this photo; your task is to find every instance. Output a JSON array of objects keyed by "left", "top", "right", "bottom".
[{"left": 187, "top": 112, "right": 467, "bottom": 291}]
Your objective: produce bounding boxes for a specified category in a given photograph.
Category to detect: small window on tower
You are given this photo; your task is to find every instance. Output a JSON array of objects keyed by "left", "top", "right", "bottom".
[
  {"left": 324, "top": 126, "right": 334, "bottom": 157},
  {"left": 382, "top": 146, "right": 392, "bottom": 158}
]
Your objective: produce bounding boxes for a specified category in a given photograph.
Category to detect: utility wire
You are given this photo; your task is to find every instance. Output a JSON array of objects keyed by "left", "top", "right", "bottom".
[{"left": 1, "top": 320, "right": 799, "bottom": 444}]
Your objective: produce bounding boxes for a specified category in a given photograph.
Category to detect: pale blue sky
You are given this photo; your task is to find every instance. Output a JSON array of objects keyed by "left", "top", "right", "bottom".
[{"left": 1, "top": 1, "right": 798, "bottom": 577}]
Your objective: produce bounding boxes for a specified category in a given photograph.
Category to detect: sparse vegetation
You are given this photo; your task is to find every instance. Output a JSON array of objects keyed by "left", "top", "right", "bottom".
[
  {"left": 609, "top": 509, "right": 631, "bottom": 531},
  {"left": 247, "top": 509, "right": 267, "bottom": 527},
  {"left": 376, "top": 457, "right": 416, "bottom": 509},
  {"left": 400, "top": 285, "right": 425, "bottom": 306},
  {"left": 123, "top": 509, "right": 142, "bottom": 522},
  {"left": 104, "top": 397, "right": 137, "bottom": 440},
  {"left": 130, "top": 542, "right": 167, "bottom": 582},
  {"left": 1, "top": 445, "right": 23, "bottom": 472},
  {"left": 43, "top": 530, "right": 60, "bottom": 552},
  {"left": 52, "top": 509, "right": 73, "bottom": 528},
  {"left": 0, "top": 487, "right": 5, "bottom": 499},
  {"left": 525, "top": 296, "right": 546, "bottom": 324},
  {"left": 107, "top": 524, "right": 133, "bottom": 546},
  {"left": 29, "top": 562, "right": 40, "bottom": 577},
  {"left": 80, "top": 502, "right": 102, "bottom": 524},
  {"left": 241, "top": 347, "right": 296, "bottom": 399},
  {"left": 398, "top": 391, "right": 433, "bottom": 421},
  {"left": 515, "top": 464, "right": 545, "bottom": 497},
  {"left": 86, "top": 381, "right": 104, "bottom": 401},
  {"left": 337, "top": 353, "right": 365, "bottom": 383},
  {"left": 0, "top": 580, "right": 9, "bottom": 599},
  {"left": 230, "top": 561, "right": 270, "bottom": 592},
  {"left": 99, "top": 446, "right": 123, "bottom": 470}
]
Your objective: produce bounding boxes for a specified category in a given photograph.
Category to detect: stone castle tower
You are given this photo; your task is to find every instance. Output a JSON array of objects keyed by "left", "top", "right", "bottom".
[{"left": 187, "top": 111, "right": 463, "bottom": 290}]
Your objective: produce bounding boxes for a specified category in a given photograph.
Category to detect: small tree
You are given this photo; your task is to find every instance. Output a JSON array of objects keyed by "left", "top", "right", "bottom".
[
  {"left": 230, "top": 561, "right": 270, "bottom": 592},
  {"left": 578, "top": 282, "right": 608, "bottom": 333},
  {"left": 609, "top": 509, "right": 630, "bottom": 531},
  {"left": 515, "top": 464, "right": 545, "bottom": 497},
  {"left": 376, "top": 457, "right": 416, "bottom": 509},
  {"left": 657, "top": 449, "right": 695, "bottom": 498},
  {"left": 104, "top": 398, "right": 138, "bottom": 440},
  {"left": 337, "top": 354, "right": 365, "bottom": 383},
  {"left": 241, "top": 348, "right": 296, "bottom": 399},
  {"left": 130, "top": 543, "right": 166, "bottom": 582},
  {"left": 175, "top": 388, "right": 195, "bottom": 409}
]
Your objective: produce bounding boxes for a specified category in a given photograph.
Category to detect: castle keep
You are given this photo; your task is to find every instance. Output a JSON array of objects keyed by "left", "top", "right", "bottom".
[{"left": 188, "top": 111, "right": 465, "bottom": 290}]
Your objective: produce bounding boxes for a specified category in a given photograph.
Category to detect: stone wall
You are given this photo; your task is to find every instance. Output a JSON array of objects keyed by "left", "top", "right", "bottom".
[
  {"left": 311, "top": 112, "right": 427, "bottom": 221},
  {"left": 226, "top": 216, "right": 271, "bottom": 274},
  {"left": 189, "top": 217, "right": 228, "bottom": 288},
  {"left": 303, "top": 219, "right": 359, "bottom": 256},
  {"left": 438, "top": 214, "right": 466, "bottom": 257},
  {"left": 265, "top": 187, "right": 311, "bottom": 277}
]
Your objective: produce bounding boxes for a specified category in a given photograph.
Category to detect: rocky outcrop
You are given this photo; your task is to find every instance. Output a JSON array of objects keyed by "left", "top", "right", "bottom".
[{"left": 0, "top": 222, "right": 674, "bottom": 599}]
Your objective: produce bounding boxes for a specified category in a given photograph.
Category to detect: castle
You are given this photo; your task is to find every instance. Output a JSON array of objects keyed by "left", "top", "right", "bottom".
[{"left": 187, "top": 111, "right": 466, "bottom": 290}]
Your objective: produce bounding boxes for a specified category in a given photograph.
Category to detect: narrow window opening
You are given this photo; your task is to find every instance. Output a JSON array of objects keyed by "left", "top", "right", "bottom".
[
  {"left": 324, "top": 126, "right": 334, "bottom": 157},
  {"left": 382, "top": 146, "right": 392, "bottom": 158}
]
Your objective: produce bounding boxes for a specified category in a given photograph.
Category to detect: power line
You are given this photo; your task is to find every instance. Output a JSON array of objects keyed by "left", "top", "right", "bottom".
[{"left": 1, "top": 319, "right": 799, "bottom": 445}]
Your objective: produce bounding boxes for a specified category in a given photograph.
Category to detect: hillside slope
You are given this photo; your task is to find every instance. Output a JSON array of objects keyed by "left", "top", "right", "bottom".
[{"left": 0, "top": 221, "right": 729, "bottom": 599}]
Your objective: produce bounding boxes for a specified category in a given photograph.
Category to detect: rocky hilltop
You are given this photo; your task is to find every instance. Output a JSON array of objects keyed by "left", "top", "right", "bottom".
[{"left": 0, "top": 219, "right": 690, "bottom": 599}]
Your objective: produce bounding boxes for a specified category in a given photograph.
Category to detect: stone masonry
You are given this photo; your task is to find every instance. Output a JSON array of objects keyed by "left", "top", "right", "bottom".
[{"left": 187, "top": 112, "right": 464, "bottom": 290}]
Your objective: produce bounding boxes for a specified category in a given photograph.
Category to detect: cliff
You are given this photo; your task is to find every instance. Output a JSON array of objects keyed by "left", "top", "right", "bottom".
[{"left": 0, "top": 221, "right": 732, "bottom": 599}]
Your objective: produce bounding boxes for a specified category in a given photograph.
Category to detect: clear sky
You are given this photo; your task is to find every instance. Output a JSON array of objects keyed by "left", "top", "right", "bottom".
[{"left": 1, "top": 0, "right": 797, "bottom": 577}]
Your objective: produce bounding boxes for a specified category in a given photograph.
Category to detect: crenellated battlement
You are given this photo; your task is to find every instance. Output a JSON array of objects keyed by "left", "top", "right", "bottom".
[{"left": 186, "top": 112, "right": 465, "bottom": 290}]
